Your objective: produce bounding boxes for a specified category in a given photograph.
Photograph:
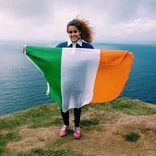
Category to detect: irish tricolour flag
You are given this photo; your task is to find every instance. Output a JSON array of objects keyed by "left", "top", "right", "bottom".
[{"left": 24, "top": 46, "right": 134, "bottom": 112}]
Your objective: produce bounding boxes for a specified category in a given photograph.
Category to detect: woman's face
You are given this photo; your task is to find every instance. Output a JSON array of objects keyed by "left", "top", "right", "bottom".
[{"left": 67, "top": 26, "right": 81, "bottom": 42}]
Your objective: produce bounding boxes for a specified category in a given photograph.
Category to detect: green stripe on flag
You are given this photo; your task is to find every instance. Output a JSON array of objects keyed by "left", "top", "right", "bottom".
[{"left": 26, "top": 46, "right": 62, "bottom": 109}]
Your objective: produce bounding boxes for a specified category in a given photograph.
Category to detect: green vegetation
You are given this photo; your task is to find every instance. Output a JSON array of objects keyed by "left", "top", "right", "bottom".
[
  {"left": 124, "top": 132, "right": 141, "bottom": 142},
  {"left": 81, "top": 119, "right": 99, "bottom": 127},
  {"left": 0, "top": 132, "right": 20, "bottom": 155},
  {"left": 90, "top": 98, "right": 156, "bottom": 115},
  {"left": 0, "top": 103, "right": 60, "bottom": 130},
  {"left": 50, "top": 134, "right": 74, "bottom": 149},
  {"left": 18, "top": 149, "right": 86, "bottom": 156},
  {"left": 1, "top": 98, "right": 156, "bottom": 131},
  {"left": 0, "top": 132, "right": 19, "bottom": 146},
  {"left": 0, "top": 97, "right": 156, "bottom": 156}
]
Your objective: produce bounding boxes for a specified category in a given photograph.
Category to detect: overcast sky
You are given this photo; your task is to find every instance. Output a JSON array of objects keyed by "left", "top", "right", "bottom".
[{"left": 0, "top": 0, "right": 156, "bottom": 43}]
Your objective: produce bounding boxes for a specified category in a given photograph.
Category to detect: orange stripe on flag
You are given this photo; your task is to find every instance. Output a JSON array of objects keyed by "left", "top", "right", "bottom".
[{"left": 90, "top": 50, "right": 134, "bottom": 103}]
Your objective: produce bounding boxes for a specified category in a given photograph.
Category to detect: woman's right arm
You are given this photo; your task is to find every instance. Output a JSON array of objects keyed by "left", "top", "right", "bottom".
[
  {"left": 56, "top": 42, "right": 67, "bottom": 48},
  {"left": 56, "top": 43, "right": 62, "bottom": 48}
]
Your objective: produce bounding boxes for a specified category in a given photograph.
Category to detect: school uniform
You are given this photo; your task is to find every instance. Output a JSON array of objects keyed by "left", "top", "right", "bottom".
[{"left": 56, "top": 39, "right": 94, "bottom": 49}]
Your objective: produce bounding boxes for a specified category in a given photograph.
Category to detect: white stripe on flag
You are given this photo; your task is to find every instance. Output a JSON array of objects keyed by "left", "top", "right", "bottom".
[{"left": 61, "top": 48, "right": 100, "bottom": 112}]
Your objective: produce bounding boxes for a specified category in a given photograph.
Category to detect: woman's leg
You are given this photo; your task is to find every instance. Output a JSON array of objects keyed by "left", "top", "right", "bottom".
[
  {"left": 61, "top": 110, "right": 69, "bottom": 126},
  {"left": 60, "top": 111, "right": 69, "bottom": 137},
  {"left": 74, "top": 108, "right": 81, "bottom": 127},
  {"left": 73, "top": 108, "right": 81, "bottom": 139}
]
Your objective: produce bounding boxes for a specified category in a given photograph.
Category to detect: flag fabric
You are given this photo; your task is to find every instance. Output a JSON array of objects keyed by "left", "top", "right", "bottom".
[{"left": 24, "top": 46, "right": 134, "bottom": 112}]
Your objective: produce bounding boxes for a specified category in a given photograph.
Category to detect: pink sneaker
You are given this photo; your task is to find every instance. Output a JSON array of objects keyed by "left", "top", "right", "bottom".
[
  {"left": 59, "top": 125, "right": 68, "bottom": 137},
  {"left": 73, "top": 127, "right": 81, "bottom": 139}
]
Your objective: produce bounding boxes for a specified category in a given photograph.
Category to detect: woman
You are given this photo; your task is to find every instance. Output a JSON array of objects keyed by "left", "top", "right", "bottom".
[{"left": 56, "top": 18, "right": 94, "bottom": 139}]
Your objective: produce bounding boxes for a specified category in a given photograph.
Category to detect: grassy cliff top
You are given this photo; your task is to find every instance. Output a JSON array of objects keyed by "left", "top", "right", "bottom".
[{"left": 0, "top": 97, "right": 156, "bottom": 156}]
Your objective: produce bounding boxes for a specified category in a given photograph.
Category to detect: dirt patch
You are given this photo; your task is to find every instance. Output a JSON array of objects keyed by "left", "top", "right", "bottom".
[{"left": 7, "top": 126, "right": 59, "bottom": 152}]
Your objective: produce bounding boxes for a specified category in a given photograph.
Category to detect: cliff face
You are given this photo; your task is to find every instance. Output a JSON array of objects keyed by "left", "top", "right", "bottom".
[{"left": 0, "top": 98, "right": 156, "bottom": 156}]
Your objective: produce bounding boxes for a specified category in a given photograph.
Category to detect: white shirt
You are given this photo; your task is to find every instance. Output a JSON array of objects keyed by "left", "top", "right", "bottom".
[{"left": 68, "top": 38, "right": 83, "bottom": 48}]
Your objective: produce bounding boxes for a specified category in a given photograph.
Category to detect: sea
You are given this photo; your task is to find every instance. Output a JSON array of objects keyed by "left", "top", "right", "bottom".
[{"left": 0, "top": 40, "right": 156, "bottom": 116}]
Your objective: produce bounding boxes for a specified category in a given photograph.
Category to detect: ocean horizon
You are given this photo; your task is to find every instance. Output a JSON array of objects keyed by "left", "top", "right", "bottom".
[{"left": 0, "top": 40, "right": 156, "bottom": 116}]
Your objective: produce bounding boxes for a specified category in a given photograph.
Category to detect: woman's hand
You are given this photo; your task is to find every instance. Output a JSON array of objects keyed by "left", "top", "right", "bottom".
[
  {"left": 22, "top": 46, "right": 26, "bottom": 53},
  {"left": 22, "top": 47, "right": 25, "bottom": 53}
]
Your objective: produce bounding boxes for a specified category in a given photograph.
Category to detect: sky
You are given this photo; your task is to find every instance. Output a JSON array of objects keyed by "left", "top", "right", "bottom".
[{"left": 0, "top": 0, "right": 156, "bottom": 43}]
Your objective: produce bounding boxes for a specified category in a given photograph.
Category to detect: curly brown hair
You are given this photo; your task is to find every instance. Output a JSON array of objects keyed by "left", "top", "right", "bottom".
[{"left": 67, "top": 18, "right": 94, "bottom": 43}]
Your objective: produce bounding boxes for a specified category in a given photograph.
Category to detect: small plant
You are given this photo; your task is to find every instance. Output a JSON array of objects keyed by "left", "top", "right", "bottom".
[{"left": 124, "top": 132, "right": 140, "bottom": 142}]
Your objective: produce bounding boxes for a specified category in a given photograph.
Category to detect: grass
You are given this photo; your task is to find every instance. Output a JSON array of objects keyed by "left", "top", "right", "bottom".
[
  {"left": 0, "top": 103, "right": 60, "bottom": 130},
  {"left": 1, "top": 98, "right": 155, "bottom": 131},
  {"left": 81, "top": 119, "right": 99, "bottom": 127},
  {"left": 0, "top": 97, "right": 156, "bottom": 156},
  {"left": 0, "top": 132, "right": 20, "bottom": 155},
  {"left": 18, "top": 149, "right": 86, "bottom": 156},
  {"left": 0, "top": 132, "right": 19, "bottom": 146},
  {"left": 124, "top": 132, "right": 141, "bottom": 142},
  {"left": 29, "top": 117, "right": 63, "bottom": 128},
  {"left": 90, "top": 97, "right": 156, "bottom": 115},
  {"left": 50, "top": 134, "right": 74, "bottom": 149}
]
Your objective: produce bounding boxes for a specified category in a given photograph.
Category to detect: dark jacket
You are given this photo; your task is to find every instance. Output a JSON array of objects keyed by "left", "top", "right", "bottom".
[{"left": 56, "top": 41, "right": 94, "bottom": 49}]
